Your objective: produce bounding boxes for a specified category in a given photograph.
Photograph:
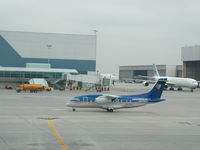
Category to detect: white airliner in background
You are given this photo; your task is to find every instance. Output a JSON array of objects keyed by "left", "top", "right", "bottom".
[{"left": 142, "top": 64, "right": 198, "bottom": 92}]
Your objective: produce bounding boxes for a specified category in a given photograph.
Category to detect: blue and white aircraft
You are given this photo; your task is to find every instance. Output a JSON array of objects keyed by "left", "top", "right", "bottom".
[{"left": 66, "top": 79, "right": 167, "bottom": 112}]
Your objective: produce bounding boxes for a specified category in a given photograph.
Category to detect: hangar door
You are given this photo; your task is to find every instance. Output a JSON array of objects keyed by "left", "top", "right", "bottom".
[
  {"left": 133, "top": 70, "right": 147, "bottom": 79},
  {"left": 185, "top": 61, "right": 200, "bottom": 80}
]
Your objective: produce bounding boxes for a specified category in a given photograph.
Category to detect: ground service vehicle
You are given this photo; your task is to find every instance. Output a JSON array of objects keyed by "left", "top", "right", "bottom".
[
  {"left": 43, "top": 86, "right": 53, "bottom": 91},
  {"left": 16, "top": 84, "right": 52, "bottom": 92}
]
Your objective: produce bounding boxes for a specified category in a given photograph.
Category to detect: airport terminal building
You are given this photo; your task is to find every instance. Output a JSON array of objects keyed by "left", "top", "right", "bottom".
[{"left": 181, "top": 45, "right": 200, "bottom": 81}]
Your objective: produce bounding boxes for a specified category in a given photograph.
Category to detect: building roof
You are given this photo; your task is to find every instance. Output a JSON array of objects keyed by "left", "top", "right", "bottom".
[{"left": 0, "top": 66, "right": 78, "bottom": 73}]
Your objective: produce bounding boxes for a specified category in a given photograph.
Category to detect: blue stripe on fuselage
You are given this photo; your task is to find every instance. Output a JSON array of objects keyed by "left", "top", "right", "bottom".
[{"left": 70, "top": 94, "right": 165, "bottom": 104}]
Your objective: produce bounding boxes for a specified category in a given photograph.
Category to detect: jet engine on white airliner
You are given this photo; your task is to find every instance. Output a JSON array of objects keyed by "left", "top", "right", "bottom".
[{"left": 142, "top": 81, "right": 149, "bottom": 86}]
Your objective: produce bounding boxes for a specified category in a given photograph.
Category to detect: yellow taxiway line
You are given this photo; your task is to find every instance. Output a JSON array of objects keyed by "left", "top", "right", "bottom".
[{"left": 47, "top": 120, "right": 69, "bottom": 150}]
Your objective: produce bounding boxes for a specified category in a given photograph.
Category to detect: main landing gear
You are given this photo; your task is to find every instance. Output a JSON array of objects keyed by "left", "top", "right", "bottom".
[
  {"left": 107, "top": 108, "right": 114, "bottom": 112},
  {"left": 177, "top": 87, "right": 183, "bottom": 91},
  {"left": 72, "top": 108, "right": 76, "bottom": 111}
]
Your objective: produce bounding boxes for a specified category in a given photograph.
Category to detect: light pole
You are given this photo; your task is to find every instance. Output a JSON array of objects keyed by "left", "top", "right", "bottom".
[
  {"left": 94, "top": 30, "right": 98, "bottom": 54},
  {"left": 93, "top": 30, "right": 98, "bottom": 72},
  {"left": 46, "top": 44, "right": 52, "bottom": 65}
]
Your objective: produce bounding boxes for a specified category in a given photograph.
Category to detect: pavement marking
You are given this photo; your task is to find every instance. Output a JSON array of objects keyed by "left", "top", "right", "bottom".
[
  {"left": 47, "top": 120, "right": 69, "bottom": 150},
  {"left": 38, "top": 117, "right": 59, "bottom": 120}
]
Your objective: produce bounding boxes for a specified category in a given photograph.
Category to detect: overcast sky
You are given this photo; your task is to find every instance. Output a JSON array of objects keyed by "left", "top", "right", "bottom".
[{"left": 1, "top": 0, "right": 200, "bottom": 73}]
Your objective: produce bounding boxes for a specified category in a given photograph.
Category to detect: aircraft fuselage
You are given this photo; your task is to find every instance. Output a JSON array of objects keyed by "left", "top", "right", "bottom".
[{"left": 66, "top": 95, "right": 165, "bottom": 110}]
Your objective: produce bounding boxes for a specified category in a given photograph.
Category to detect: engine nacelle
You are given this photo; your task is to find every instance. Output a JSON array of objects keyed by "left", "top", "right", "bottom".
[
  {"left": 142, "top": 81, "right": 149, "bottom": 86},
  {"left": 96, "top": 97, "right": 109, "bottom": 104}
]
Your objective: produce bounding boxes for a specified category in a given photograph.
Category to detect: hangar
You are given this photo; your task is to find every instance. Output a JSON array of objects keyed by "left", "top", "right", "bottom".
[
  {"left": 0, "top": 30, "right": 97, "bottom": 88},
  {"left": 119, "top": 65, "right": 182, "bottom": 81},
  {"left": 181, "top": 45, "right": 200, "bottom": 81},
  {"left": 0, "top": 30, "right": 96, "bottom": 73}
]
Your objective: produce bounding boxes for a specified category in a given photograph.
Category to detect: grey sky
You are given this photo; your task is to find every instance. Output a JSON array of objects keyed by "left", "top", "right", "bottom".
[{"left": 1, "top": 0, "right": 200, "bottom": 73}]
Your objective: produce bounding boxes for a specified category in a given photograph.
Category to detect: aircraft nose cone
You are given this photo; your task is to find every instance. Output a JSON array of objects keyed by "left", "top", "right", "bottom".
[
  {"left": 65, "top": 102, "right": 71, "bottom": 107},
  {"left": 191, "top": 81, "right": 198, "bottom": 88},
  {"left": 195, "top": 82, "right": 198, "bottom": 87}
]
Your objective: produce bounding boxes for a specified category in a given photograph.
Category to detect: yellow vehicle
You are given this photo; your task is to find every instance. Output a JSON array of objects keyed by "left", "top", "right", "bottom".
[
  {"left": 44, "top": 86, "right": 54, "bottom": 91},
  {"left": 16, "top": 84, "right": 53, "bottom": 92}
]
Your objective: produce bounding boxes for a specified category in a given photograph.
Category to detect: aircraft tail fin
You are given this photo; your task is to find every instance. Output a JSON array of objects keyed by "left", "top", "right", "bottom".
[
  {"left": 153, "top": 64, "right": 160, "bottom": 77},
  {"left": 147, "top": 78, "right": 166, "bottom": 99}
]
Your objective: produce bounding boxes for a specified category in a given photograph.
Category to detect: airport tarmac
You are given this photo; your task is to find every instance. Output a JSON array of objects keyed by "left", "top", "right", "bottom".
[{"left": 0, "top": 84, "right": 200, "bottom": 150}]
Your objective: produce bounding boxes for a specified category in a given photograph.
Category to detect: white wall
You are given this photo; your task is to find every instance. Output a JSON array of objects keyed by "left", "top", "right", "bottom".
[
  {"left": 182, "top": 46, "right": 200, "bottom": 61},
  {"left": 166, "top": 65, "right": 176, "bottom": 77},
  {"left": 0, "top": 31, "right": 96, "bottom": 60}
]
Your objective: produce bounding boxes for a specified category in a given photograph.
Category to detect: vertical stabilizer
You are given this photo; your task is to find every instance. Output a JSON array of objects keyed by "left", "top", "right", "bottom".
[
  {"left": 147, "top": 78, "right": 166, "bottom": 99},
  {"left": 153, "top": 64, "right": 160, "bottom": 77}
]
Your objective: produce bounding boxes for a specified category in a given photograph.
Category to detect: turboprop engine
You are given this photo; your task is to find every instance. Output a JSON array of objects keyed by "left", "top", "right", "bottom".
[{"left": 96, "top": 96, "right": 110, "bottom": 104}]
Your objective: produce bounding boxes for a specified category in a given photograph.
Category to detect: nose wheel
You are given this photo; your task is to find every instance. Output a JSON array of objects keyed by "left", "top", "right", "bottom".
[{"left": 72, "top": 108, "right": 76, "bottom": 111}]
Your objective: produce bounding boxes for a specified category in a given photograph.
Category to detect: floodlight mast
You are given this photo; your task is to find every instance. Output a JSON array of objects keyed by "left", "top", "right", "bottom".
[
  {"left": 93, "top": 30, "right": 98, "bottom": 71},
  {"left": 46, "top": 44, "right": 52, "bottom": 65}
]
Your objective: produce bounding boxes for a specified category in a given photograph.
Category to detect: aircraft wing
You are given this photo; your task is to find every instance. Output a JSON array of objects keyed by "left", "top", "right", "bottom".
[
  {"left": 96, "top": 94, "right": 119, "bottom": 104},
  {"left": 123, "top": 76, "right": 155, "bottom": 84},
  {"left": 166, "top": 81, "right": 176, "bottom": 86}
]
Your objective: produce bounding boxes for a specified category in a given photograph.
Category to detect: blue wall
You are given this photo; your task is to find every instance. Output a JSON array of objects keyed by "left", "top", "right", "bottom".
[{"left": 0, "top": 35, "right": 96, "bottom": 72}]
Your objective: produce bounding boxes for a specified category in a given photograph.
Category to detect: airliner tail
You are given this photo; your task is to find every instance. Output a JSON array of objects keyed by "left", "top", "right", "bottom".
[
  {"left": 147, "top": 78, "right": 167, "bottom": 99},
  {"left": 153, "top": 64, "right": 160, "bottom": 77}
]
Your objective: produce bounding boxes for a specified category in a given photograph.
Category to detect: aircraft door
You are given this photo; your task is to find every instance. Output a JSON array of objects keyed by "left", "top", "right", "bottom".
[{"left": 83, "top": 97, "right": 89, "bottom": 102}]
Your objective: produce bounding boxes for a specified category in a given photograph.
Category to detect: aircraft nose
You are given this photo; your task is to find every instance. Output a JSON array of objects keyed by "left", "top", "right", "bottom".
[
  {"left": 195, "top": 81, "right": 198, "bottom": 87},
  {"left": 192, "top": 81, "right": 198, "bottom": 88},
  {"left": 65, "top": 101, "right": 71, "bottom": 107}
]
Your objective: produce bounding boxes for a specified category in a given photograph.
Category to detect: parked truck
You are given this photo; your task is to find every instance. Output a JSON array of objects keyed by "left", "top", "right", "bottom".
[{"left": 16, "top": 84, "right": 53, "bottom": 92}]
